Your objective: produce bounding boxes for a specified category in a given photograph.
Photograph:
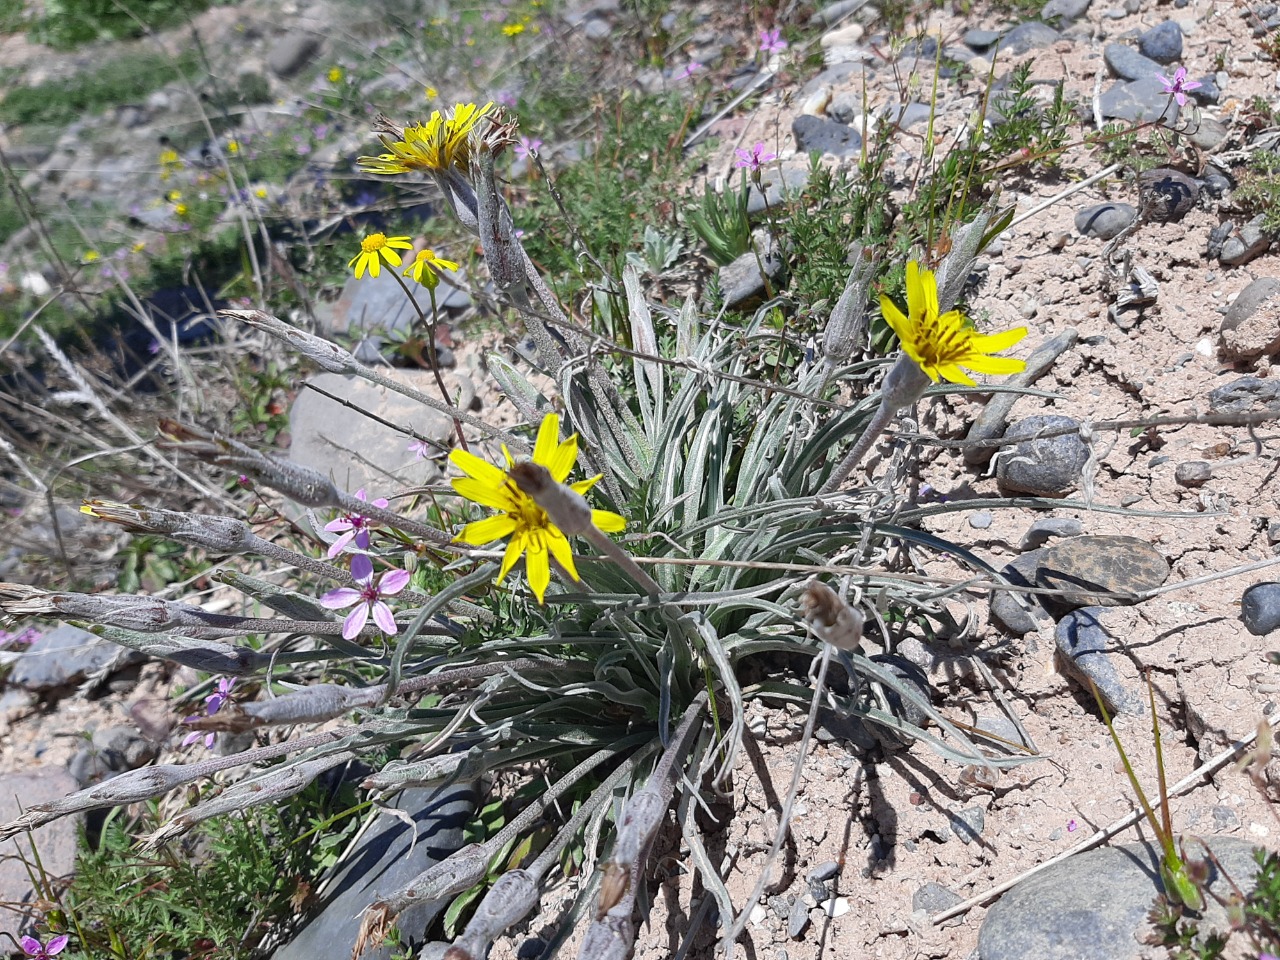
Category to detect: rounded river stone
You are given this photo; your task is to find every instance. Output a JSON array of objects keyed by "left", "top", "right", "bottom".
[{"left": 1036, "top": 534, "right": 1169, "bottom": 608}]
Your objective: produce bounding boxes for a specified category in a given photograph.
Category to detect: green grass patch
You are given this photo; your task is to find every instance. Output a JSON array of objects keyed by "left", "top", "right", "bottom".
[{"left": 28, "top": 0, "right": 216, "bottom": 49}]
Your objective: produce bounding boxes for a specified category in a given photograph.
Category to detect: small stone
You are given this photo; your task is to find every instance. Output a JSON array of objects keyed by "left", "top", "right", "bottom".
[
  {"left": 1037, "top": 535, "right": 1170, "bottom": 609},
  {"left": 996, "top": 415, "right": 1090, "bottom": 497},
  {"left": 583, "top": 17, "right": 612, "bottom": 39},
  {"left": 1138, "top": 21, "right": 1183, "bottom": 63},
  {"left": 1019, "top": 517, "right": 1084, "bottom": 552},
  {"left": 1103, "top": 42, "right": 1164, "bottom": 81},
  {"left": 1191, "top": 74, "right": 1221, "bottom": 104},
  {"left": 792, "top": 115, "right": 862, "bottom": 158},
  {"left": 1212, "top": 804, "right": 1241, "bottom": 830},
  {"left": 749, "top": 903, "right": 769, "bottom": 925},
  {"left": 1201, "top": 166, "right": 1231, "bottom": 197},
  {"left": 1210, "top": 375, "right": 1280, "bottom": 412},
  {"left": 1042, "top": 0, "right": 1092, "bottom": 22},
  {"left": 788, "top": 896, "right": 811, "bottom": 938},
  {"left": 950, "top": 806, "right": 986, "bottom": 843},
  {"left": 810, "top": 0, "right": 867, "bottom": 25},
  {"left": 994, "top": 21, "right": 1061, "bottom": 54},
  {"left": 1074, "top": 202, "right": 1137, "bottom": 240},
  {"left": 1020, "top": 298, "right": 1040, "bottom": 319},
  {"left": 1220, "top": 215, "right": 1273, "bottom": 267},
  {"left": 1098, "top": 76, "right": 1180, "bottom": 124},
  {"left": 808, "top": 861, "right": 840, "bottom": 883},
  {"left": 1242, "top": 583, "right": 1280, "bottom": 635},
  {"left": 991, "top": 553, "right": 1048, "bottom": 636},
  {"left": 746, "top": 165, "right": 812, "bottom": 215},
  {"left": 267, "top": 32, "right": 322, "bottom": 78},
  {"left": 963, "top": 27, "right": 1005, "bottom": 49},
  {"left": 10, "top": 625, "right": 134, "bottom": 691},
  {"left": 1219, "top": 276, "right": 1280, "bottom": 360},
  {"left": 768, "top": 895, "right": 792, "bottom": 920},
  {"left": 969, "top": 510, "right": 993, "bottom": 530},
  {"left": 719, "top": 236, "right": 785, "bottom": 309},
  {"left": 821, "top": 896, "right": 851, "bottom": 917},
  {"left": 1055, "top": 607, "right": 1144, "bottom": 714},
  {"left": 1174, "top": 461, "right": 1212, "bottom": 487},
  {"left": 1187, "top": 115, "right": 1228, "bottom": 151},
  {"left": 1138, "top": 168, "right": 1198, "bottom": 221},
  {"left": 913, "top": 881, "right": 964, "bottom": 915}
]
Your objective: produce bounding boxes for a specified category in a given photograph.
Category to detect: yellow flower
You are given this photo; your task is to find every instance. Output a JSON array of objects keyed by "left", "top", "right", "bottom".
[
  {"left": 358, "top": 102, "right": 494, "bottom": 176},
  {"left": 348, "top": 233, "right": 413, "bottom": 279},
  {"left": 502, "top": 22, "right": 525, "bottom": 35},
  {"left": 449, "top": 414, "right": 626, "bottom": 603},
  {"left": 173, "top": 203, "right": 189, "bottom": 217},
  {"left": 159, "top": 147, "right": 182, "bottom": 180},
  {"left": 404, "top": 248, "right": 459, "bottom": 289},
  {"left": 328, "top": 67, "right": 344, "bottom": 83},
  {"left": 167, "top": 189, "right": 182, "bottom": 203},
  {"left": 226, "top": 139, "right": 239, "bottom": 155},
  {"left": 425, "top": 85, "right": 438, "bottom": 99},
  {"left": 254, "top": 187, "right": 268, "bottom": 198},
  {"left": 83, "top": 250, "right": 100, "bottom": 263},
  {"left": 132, "top": 241, "right": 147, "bottom": 253},
  {"left": 880, "top": 261, "right": 1028, "bottom": 387}
]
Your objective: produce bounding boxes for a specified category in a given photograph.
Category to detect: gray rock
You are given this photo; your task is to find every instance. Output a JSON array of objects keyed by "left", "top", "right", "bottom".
[
  {"left": 1189, "top": 74, "right": 1220, "bottom": 104},
  {"left": 1209, "top": 374, "right": 1280, "bottom": 412},
  {"left": 1098, "top": 76, "right": 1180, "bottom": 124},
  {"left": 994, "top": 22, "right": 1060, "bottom": 55},
  {"left": 978, "top": 838, "right": 1264, "bottom": 960},
  {"left": 1103, "top": 42, "right": 1164, "bottom": 80},
  {"left": 1220, "top": 215, "right": 1273, "bottom": 268},
  {"left": 1054, "top": 607, "right": 1144, "bottom": 714},
  {"left": 1138, "top": 20, "right": 1182, "bottom": 62},
  {"left": 1187, "top": 115, "right": 1228, "bottom": 151},
  {"left": 0, "top": 767, "right": 81, "bottom": 943},
  {"left": 963, "top": 27, "right": 1005, "bottom": 49},
  {"left": 1242, "top": 582, "right": 1280, "bottom": 635},
  {"left": 808, "top": 861, "right": 840, "bottom": 883},
  {"left": 810, "top": 0, "right": 868, "bottom": 25},
  {"left": 315, "top": 264, "right": 459, "bottom": 352},
  {"left": 965, "top": 328, "right": 1079, "bottom": 466},
  {"left": 1138, "top": 167, "right": 1198, "bottom": 221},
  {"left": 792, "top": 115, "right": 862, "bottom": 157},
  {"left": 69, "top": 725, "right": 158, "bottom": 788},
  {"left": 996, "top": 414, "right": 1090, "bottom": 497},
  {"left": 267, "top": 32, "right": 322, "bottom": 78},
  {"left": 1074, "top": 202, "right": 1137, "bottom": 240},
  {"left": 583, "top": 17, "right": 613, "bottom": 40},
  {"left": 913, "top": 881, "right": 963, "bottom": 915},
  {"left": 10, "top": 625, "right": 135, "bottom": 691},
  {"left": 969, "top": 510, "right": 993, "bottom": 530},
  {"left": 1037, "top": 535, "right": 1170, "bottom": 608},
  {"left": 1200, "top": 166, "right": 1231, "bottom": 198},
  {"left": 746, "top": 164, "right": 811, "bottom": 215},
  {"left": 1042, "top": 0, "right": 1092, "bottom": 22},
  {"left": 1206, "top": 221, "right": 1235, "bottom": 260},
  {"left": 788, "top": 895, "right": 811, "bottom": 938},
  {"left": 287, "top": 371, "right": 452, "bottom": 502},
  {"left": 1174, "top": 460, "right": 1212, "bottom": 487},
  {"left": 971, "top": 713, "right": 1029, "bottom": 752},
  {"left": 1220, "top": 276, "right": 1280, "bottom": 359},
  {"left": 990, "top": 550, "right": 1050, "bottom": 637},
  {"left": 719, "top": 237, "right": 785, "bottom": 309},
  {"left": 274, "top": 782, "right": 476, "bottom": 960},
  {"left": 949, "top": 806, "right": 985, "bottom": 844},
  {"left": 1019, "top": 517, "right": 1084, "bottom": 551}
]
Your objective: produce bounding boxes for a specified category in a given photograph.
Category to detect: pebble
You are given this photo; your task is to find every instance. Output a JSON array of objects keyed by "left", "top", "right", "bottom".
[
  {"left": 1187, "top": 115, "right": 1229, "bottom": 151},
  {"left": 1037, "top": 534, "right": 1170, "bottom": 609},
  {"left": 787, "top": 896, "right": 811, "bottom": 938},
  {"left": 994, "top": 21, "right": 1061, "bottom": 54},
  {"left": 996, "top": 414, "right": 1091, "bottom": 497},
  {"left": 1219, "top": 215, "right": 1273, "bottom": 268},
  {"left": 1200, "top": 166, "right": 1232, "bottom": 198},
  {"left": 1137, "top": 20, "right": 1182, "bottom": 63},
  {"left": 913, "top": 881, "right": 964, "bottom": 916},
  {"left": 969, "top": 510, "right": 993, "bottom": 530},
  {"left": 990, "top": 551, "right": 1050, "bottom": 636},
  {"left": 1041, "top": 0, "right": 1093, "bottom": 22},
  {"left": 978, "top": 839, "right": 1264, "bottom": 960},
  {"left": 810, "top": 0, "right": 867, "bottom": 25},
  {"left": 266, "top": 31, "right": 322, "bottom": 78},
  {"left": 1219, "top": 276, "right": 1280, "bottom": 359},
  {"left": 808, "top": 861, "right": 840, "bottom": 883},
  {"left": 949, "top": 806, "right": 986, "bottom": 843},
  {"left": 1098, "top": 76, "right": 1180, "bottom": 124},
  {"left": 1242, "top": 583, "right": 1280, "bottom": 636},
  {"left": 791, "top": 115, "right": 862, "bottom": 158},
  {"left": 1174, "top": 460, "right": 1212, "bottom": 487},
  {"left": 1210, "top": 374, "right": 1280, "bottom": 412},
  {"left": 962, "top": 27, "right": 1005, "bottom": 50},
  {"left": 1138, "top": 167, "right": 1198, "bottom": 221},
  {"left": 1191, "top": 74, "right": 1221, "bottom": 104},
  {"left": 746, "top": 165, "right": 812, "bottom": 215},
  {"left": 10, "top": 624, "right": 136, "bottom": 691},
  {"left": 1020, "top": 517, "right": 1084, "bottom": 551},
  {"left": 1206, "top": 221, "right": 1234, "bottom": 260},
  {"left": 718, "top": 235, "right": 785, "bottom": 309},
  {"left": 1074, "top": 202, "right": 1137, "bottom": 240},
  {"left": 1019, "top": 298, "right": 1040, "bottom": 319},
  {"left": 1054, "top": 607, "right": 1144, "bottom": 714},
  {"left": 1103, "top": 42, "right": 1164, "bottom": 81}
]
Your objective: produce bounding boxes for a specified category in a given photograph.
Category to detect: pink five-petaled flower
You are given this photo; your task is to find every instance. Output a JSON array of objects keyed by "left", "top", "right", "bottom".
[
  {"left": 320, "top": 553, "right": 410, "bottom": 640},
  {"left": 182, "top": 676, "right": 235, "bottom": 749},
  {"left": 734, "top": 141, "right": 777, "bottom": 172},
  {"left": 759, "top": 28, "right": 787, "bottom": 55},
  {"left": 21, "top": 936, "right": 68, "bottom": 960},
  {"left": 407, "top": 439, "right": 434, "bottom": 461},
  {"left": 514, "top": 136, "right": 543, "bottom": 160},
  {"left": 324, "top": 488, "right": 388, "bottom": 558},
  {"left": 1156, "top": 66, "right": 1202, "bottom": 107}
]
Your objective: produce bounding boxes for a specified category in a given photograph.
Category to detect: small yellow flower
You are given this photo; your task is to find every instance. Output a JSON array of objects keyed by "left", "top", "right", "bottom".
[
  {"left": 425, "top": 85, "right": 438, "bottom": 99},
  {"left": 328, "top": 67, "right": 344, "bottom": 83},
  {"left": 167, "top": 189, "right": 182, "bottom": 203},
  {"left": 404, "top": 248, "right": 459, "bottom": 289},
  {"left": 502, "top": 22, "right": 525, "bottom": 35},
  {"left": 348, "top": 233, "right": 413, "bottom": 279},
  {"left": 880, "top": 261, "right": 1028, "bottom": 387},
  {"left": 254, "top": 187, "right": 268, "bottom": 199},
  {"left": 173, "top": 203, "right": 189, "bottom": 218},
  {"left": 226, "top": 139, "right": 240, "bottom": 155},
  {"left": 132, "top": 241, "right": 147, "bottom": 253},
  {"left": 465, "top": 37, "right": 475, "bottom": 46},
  {"left": 159, "top": 148, "right": 182, "bottom": 180},
  {"left": 449, "top": 414, "right": 625, "bottom": 603},
  {"left": 83, "top": 250, "right": 100, "bottom": 263},
  {"left": 358, "top": 102, "right": 494, "bottom": 176}
]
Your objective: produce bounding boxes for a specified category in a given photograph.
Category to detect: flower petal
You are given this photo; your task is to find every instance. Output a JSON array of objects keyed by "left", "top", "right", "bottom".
[
  {"left": 591, "top": 509, "right": 627, "bottom": 533},
  {"left": 452, "top": 477, "right": 520, "bottom": 512},
  {"left": 569, "top": 474, "right": 601, "bottom": 495},
  {"left": 350, "top": 553, "right": 374, "bottom": 582},
  {"left": 525, "top": 536, "right": 551, "bottom": 603},
  {"left": 343, "top": 603, "right": 370, "bottom": 640},
  {"left": 962, "top": 355, "right": 1027, "bottom": 376},
  {"left": 497, "top": 534, "right": 525, "bottom": 584},
  {"left": 371, "top": 600, "right": 398, "bottom": 635},
  {"left": 45, "top": 937, "right": 69, "bottom": 956},
  {"left": 546, "top": 529, "right": 579, "bottom": 582},
  {"left": 934, "top": 363, "right": 976, "bottom": 387},
  {"left": 457, "top": 513, "right": 518, "bottom": 545},
  {"left": 379, "top": 568, "right": 411, "bottom": 595},
  {"left": 547, "top": 435, "right": 579, "bottom": 483},
  {"left": 879, "top": 294, "right": 910, "bottom": 344},
  {"left": 319, "top": 587, "right": 362, "bottom": 610},
  {"left": 533, "top": 413, "right": 560, "bottom": 467},
  {"left": 449, "top": 447, "right": 508, "bottom": 486},
  {"left": 20, "top": 937, "right": 42, "bottom": 956},
  {"left": 326, "top": 530, "right": 355, "bottom": 558},
  {"left": 968, "top": 326, "right": 1028, "bottom": 353},
  {"left": 919, "top": 263, "right": 940, "bottom": 320},
  {"left": 905, "top": 261, "right": 925, "bottom": 321}
]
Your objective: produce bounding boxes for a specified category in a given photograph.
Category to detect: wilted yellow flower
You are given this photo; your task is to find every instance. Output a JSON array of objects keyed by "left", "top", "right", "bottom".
[
  {"left": 348, "top": 233, "right": 413, "bottom": 279},
  {"left": 404, "top": 248, "right": 458, "bottom": 289},
  {"left": 358, "top": 102, "right": 495, "bottom": 176},
  {"left": 881, "top": 261, "right": 1027, "bottom": 387},
  {"left": 449, "top": 413, "right": 625, "bottom": 603}
]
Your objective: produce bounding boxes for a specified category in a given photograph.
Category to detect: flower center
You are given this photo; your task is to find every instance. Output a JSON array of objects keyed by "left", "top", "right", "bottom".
[
  {"left": 362, "top": 234, "right": 388, "bottom": 253},
  {"left": 359, "top": 581, "right": 380, "bottom": 604}
]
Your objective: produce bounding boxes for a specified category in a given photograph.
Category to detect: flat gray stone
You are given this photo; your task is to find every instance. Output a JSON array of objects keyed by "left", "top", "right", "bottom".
[
  {"left": 1220, "top": 216, "right": 1274, "bottom": 269},
  {"left": 274, "top": 782, "right": 476, "bottom": 960},
  {"left": 718, "top": 237, "right": 785, "bottom": 309},
  {"left": 1104, "top": 42, "right": 1164, "bottom": 80},
  {"left": 1174, "top": 460, "right": 1211, "bottom": 487},
  {"left": 993, "top": 22, "right": 1060, "bottom": 54},
  {"left": 963, "top": 27, "right": 1005, "bottom": 49},
  {"left": 1019, "top": 517, "right": 1084, "bottom": 551},
  {"left": 990, "top": 549, "right": 1050, "bottom": 637},
  {"left": 1220, "top": 276, "right": 1280, "bottom": 359},
  {"left": 1209, "top": 374, "right": 1280, "bottom": 412},
  {"left": 792, "top": 115, "right": 862, "bottom": 157},
  {"left": 267, "top": 32, "right": 322, "bottom": 78},
  {"left": 746, "top": 164, "right": 811, "bottom": 215},
  {"left": 996, "top": 415, "right": 1090, "bottom": 497},
  {"left": 1074, "top": 202, "right": 1136, "bottom": 240},
  {"left": 1055, "top": 606, "right": 1144, "bottom": 714},
  {"left": 0, "top": 767, "right": 81, "bottom": 943},
  {"left": 1098, "top": 76, "right": 1180, "bottom": 124},
  {"left": 1242, "top": 582, "right": 1280, "bottom": 635},
  {"left": 1037, "top": 534, "right": 1170, "bottom": 608},
  {"left": 914, "top": 880, "right": 964, "bottom": 916},
  {"left": 10, "top": 625, "right": 135, "bottom": 691},
  {"left": 978, "top": 838, "right": 1264, "bottom": 960},
  {"left": 287, "top": 371, "right": 452, "bottom": 500}
]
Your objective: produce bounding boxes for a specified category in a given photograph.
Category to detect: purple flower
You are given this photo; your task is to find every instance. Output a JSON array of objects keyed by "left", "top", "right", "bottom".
[
  {"left": 759, "top": 28, "right": 787, "bottom": 55},
  {"left": 678, "top": 61, "right": 702, "bottom": 80},
  {"left": 1262, "top": 954, "right": 1279, "bottom": 960},
  {"left": 734, "top": 141, "right": 777, "bottom": 171},
  {"left": 1156, "top": 66, "right": 1202, "bottom": 107},
  {"left": 182, "top": 676, "right": 235, "bottom": 749},
  {"left": 1066, "top": 818, "right": 1078, "bottom": 832},
  {"left": 494, "top": 89, "right": 518, "bottom": 107},
  {"left": 21, "top": 935, "right": 68, "bottom": 959},
  {"left": 319, "top": 554, "right": 411, "bottom": 640},
  {"left": 407, "top": 439, "right": 434, "bottom": 461},
  {"left": 515, "top": 136, "right": 543, "bottom": 160},
  {"left": 325, "top": 488, "right": 388, "bottom": 557}
]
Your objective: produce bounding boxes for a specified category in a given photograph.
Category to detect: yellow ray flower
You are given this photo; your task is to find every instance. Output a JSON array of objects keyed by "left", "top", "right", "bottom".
[
  {"left": 348, "top": 233, "right": 413, "bottom": 279},
  {"left": 358, "top": 102, "right": 494, "bottom": 176},
  {"left": 449, "top": 414, "right": 626, "bottom": 603},
  {"left": 880, "top": 260, "right": 1028, "bottom": 387},
  {"left": 404, "top": 248, "right": 458, "bottom": 289}
]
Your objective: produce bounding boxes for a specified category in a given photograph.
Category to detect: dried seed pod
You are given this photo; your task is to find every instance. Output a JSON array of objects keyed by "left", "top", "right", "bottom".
[{"left": 798, "top": 580, "right": 864, "bottom": 652}]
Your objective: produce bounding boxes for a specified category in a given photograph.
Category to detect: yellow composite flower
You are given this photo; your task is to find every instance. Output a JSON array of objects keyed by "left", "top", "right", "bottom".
[
  {"left": 502, "top": 22, "right": 525, "bottom": 35},
  {"left": 328, "top": 67, "right": 344, "bottom": 83},
  {"left": 358, "top": 102, "right": 494, "bottom": 176},
  {"left": 881, "top": 260, "right": 1028, "bottom": 387},
  {"left": 348, "top": 233, "right": 413, "bottom": 279},
  {"left": 449, "top": 413, "right": 626, "bottom": 603},
  {"left": 403, "top": 248, "right": 459, "bottom": 289}
]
